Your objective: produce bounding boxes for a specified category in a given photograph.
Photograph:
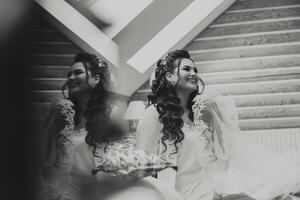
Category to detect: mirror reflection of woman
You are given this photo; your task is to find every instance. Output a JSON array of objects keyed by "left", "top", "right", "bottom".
[
  {"left": 39, "top": 52, "right": 183, "bottom": 200},
  {"left": 136, "top": 50, "right": 300, "bottom": 200}
]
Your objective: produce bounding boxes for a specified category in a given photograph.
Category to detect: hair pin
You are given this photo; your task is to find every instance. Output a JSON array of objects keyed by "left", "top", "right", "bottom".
[
  {"left": 161, "top": 54, "right": 168, "bottom": 66},
  {"left": 98, "top": 61, "right": 106, "bottom": 68}
]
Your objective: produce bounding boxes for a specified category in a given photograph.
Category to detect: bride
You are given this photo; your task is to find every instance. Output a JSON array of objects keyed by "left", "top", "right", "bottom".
[
  {"left": 39, "top": 52, "right": 183, "bottom": 200},
  {"left": 136, "top": 49, "right": 300, "bottom": 200}
]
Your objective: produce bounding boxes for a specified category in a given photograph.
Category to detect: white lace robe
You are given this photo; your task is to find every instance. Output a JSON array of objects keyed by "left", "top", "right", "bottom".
[{"left": 136, "top": 94, "right": 300, "bottom": 200}]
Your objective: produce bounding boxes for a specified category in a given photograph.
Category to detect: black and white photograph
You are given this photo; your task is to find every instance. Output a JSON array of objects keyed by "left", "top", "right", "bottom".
[{"left": 3, "top": 0, "right": 300, "bottom": 200}]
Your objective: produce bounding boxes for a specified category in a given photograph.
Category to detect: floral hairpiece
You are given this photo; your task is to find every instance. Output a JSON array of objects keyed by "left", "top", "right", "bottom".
[
  {"left": 98, "top": 61, "right": 106, "bottom": 68},
  {"left": 161, "top": 54, "right": 168, "bottom": 67}
]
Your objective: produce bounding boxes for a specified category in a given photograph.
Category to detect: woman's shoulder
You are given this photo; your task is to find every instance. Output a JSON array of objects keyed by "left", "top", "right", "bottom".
[
  {"left": 195, "top": 91, "right": 235, "bottom": 107},
  {"left": 47, "top": 98, "right": 75, "bottom": 124},
  {"left": 55, "top": 98, "right": 74, "bottom": 111},
  {"left": 193, "top": 91, "right": 239, "bottom": 130},
  {"left": 192, "top": 91, "right": 231, "bottom": 115},
  {"left": 48, "top": 98, "right": 73, "bottom": 113},
  {"left": 192, "top": 92, "right": 217, "bottom": 112}
]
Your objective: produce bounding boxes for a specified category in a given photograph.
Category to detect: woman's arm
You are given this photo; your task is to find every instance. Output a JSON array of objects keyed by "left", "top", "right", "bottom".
[{"left": 136, "top": 105, "right": 161, "bottom": 155}]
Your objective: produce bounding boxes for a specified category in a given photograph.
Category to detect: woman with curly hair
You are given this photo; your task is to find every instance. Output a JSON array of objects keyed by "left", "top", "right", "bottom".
[
  {"left": 136, "top": 50, "right": 300, "bottom": 200},
  {"left": 40, "top": 52, "right": 183, "bottom": 200}
]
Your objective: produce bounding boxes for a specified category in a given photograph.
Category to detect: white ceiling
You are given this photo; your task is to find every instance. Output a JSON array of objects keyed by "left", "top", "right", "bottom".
[{"left": 89, "top": 0, "right": 153, "bottom": 38}]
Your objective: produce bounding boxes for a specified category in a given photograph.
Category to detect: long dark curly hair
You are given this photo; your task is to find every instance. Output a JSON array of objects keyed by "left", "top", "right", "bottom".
[
  {"left": 148, "top": 50, "right": 205, "bottom": 154},
  {"left": 62, "top": 52, "right": 123, "bottom": 154}
]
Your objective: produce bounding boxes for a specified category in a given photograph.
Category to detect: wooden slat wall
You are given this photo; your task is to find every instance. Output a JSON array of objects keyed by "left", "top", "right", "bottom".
[
  {"left": 23, "top": 10, "right": 82, "bottom": 134},
  {"left": 130, "top": 0, "right": 300, "bottom": 150}
]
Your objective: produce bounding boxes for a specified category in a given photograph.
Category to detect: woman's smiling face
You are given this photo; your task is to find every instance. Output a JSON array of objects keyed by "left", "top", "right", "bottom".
[
  {"left": 171, "top": 58, "right": 199, "bottom": 92},
  {"left": 67, "top": 62, "right": 95, "bottom": 96}
]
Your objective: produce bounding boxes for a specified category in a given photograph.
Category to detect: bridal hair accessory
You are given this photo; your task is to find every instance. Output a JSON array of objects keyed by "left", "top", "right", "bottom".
[
  {"left": 98, "top": 61, "right": 106, "bottom": 68},
  {"left": 161, "top": 54, "right": 168, "bottom": 67}
]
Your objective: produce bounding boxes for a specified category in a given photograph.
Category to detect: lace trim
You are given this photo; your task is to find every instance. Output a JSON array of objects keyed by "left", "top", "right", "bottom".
[
  {"left": 192, "top": 95, "right": 214, "bottom": 146},
  {"left": 192, "top": 94, "right": 208, "bottom": 121},
  {"left": 55, "top": 99, "right": 76, "bottom": 169},
  {"left": 192, "top": 94, "right": 220, "bottom": 163},
  {"left": 192, "top": 94, "right": 210, "bottom": 134}
]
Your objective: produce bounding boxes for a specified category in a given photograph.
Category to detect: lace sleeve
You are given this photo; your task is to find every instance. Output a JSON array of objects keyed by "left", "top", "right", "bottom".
[
  {"left": 39, "top": 99, "right": 76, "bottom": 200},
  {"left": 193, "top": 94, "right": 239, "bottom": 160},
  {"left": 42, "top": 99, "right": 75, "bottom": 171}
]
